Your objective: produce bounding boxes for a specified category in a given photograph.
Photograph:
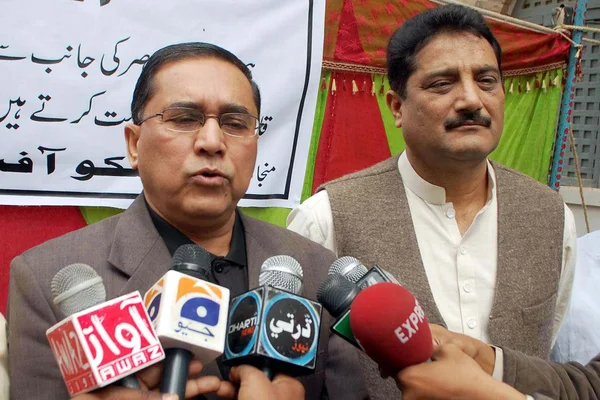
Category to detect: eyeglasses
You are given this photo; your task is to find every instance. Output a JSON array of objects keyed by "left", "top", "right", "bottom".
[{"left": 137, "top": 107, "right": 260, "bottom": 138}]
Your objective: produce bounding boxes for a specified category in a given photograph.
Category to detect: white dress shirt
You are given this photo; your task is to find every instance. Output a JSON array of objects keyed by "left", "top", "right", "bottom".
[
  {"left": 288, "top": 152, "right": 576, "bottom": 346},
  {"left": 551, "top": 230, "right": 600, "bottom": 364}
]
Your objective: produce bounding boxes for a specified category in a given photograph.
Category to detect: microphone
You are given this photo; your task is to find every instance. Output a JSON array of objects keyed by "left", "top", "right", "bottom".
[
  {"left": 317, "top": 273, "right": 361, "bottom": 348},
  {"left": 46, "top": 263, "right": 164, "bottom": 396},
  {"left": 328, "top": 256, "right": 368, "bottom": 284},
  {"left": 328, "top": 255, "right": 397, "bottom": 288},
  {"left": 327, "top": 255, "right": 398, "bottom": 290},
  {"left": 356, "top": 265, "right": 400, "bottom": 289},
  {"left": 349, "top": 282, "right": 433, "bottom": 371},
  {"left": 143, "top": 244, "right": 230, "bottom": 400},
  {"left": 223, "top": 255, "right": 322, "bottom": 379},
  {"left": 318, "top": 256, "right": 395, "bottom": 348}
]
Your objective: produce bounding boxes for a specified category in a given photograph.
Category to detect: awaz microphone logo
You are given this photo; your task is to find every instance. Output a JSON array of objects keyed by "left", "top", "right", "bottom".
[
  {"left": 76, "top": 294, "right": 163, "bottom": 380},
  {"left": 173, "top": 276, "right": 224, "bottom": 338},
  {"left": 262, "top": 294, "right": 319, "bottom": 366},
  {"left": 46, "top": 292, "right": 164, "bottom": 396}
]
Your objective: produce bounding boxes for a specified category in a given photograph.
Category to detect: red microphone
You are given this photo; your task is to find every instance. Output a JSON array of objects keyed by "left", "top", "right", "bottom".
[{"left": 349, "top": 283, "right": 433, "bottom": 370}]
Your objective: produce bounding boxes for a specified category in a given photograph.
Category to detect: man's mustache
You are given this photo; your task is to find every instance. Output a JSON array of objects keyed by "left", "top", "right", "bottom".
[{"left": 444, "top": 112, "right": 492, "bottom": 130}]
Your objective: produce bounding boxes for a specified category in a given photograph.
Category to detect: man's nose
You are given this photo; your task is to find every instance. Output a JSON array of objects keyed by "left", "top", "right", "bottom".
[
  {"left": 193, "top": 116, "right": 225, "bottom": 155},
  {"left": 455, "top": 81, "right": 484, "bottom": 113}
]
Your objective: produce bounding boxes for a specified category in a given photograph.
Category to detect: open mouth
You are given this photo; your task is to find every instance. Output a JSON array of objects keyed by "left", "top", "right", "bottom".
[
  {"left": 192, "top": 169, "right": 227, "bottom": 185},
  {"left": 199, "top": 171, "right": 223, "bottom": 178}
]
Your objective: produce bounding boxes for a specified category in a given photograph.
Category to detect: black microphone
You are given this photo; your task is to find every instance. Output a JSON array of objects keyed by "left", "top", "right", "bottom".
[
  {"left": 223, "top": 255, "right": 322, "bottom": 379},
  {"left": 356, "top": 265, "right": 399, "bottom": 289},
  {"left": 318, "top": 256, "right": 399, "bottom": 348},
  {"left": 317, "top": 273, "right": 361, "bottom": 348},
  {"left": 152, "top": 244, "right": 229, "bottom": 400}
]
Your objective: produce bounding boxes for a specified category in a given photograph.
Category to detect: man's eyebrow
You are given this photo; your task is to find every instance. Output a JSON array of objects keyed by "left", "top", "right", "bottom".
[
  {"left": 219, "top": 104, "right": 253, "bottom": 115},
  {"left": 475, "top": 65, "right": 501, "bottom": 75},
  {"left": 165, "top": 101, "right": 253, "bottom": 115},
  {"left": 422, "top": 67, "right": 459, "bottom": 81},
  {"left": 166, "top": 101, "right": 202, "bottom": 110},
  {"left": 422, "top": 65, "right": 501, "bottom": 81}
]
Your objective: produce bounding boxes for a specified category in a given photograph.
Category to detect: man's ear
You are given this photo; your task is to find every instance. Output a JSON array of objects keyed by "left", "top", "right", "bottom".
[
  {"left": 124, "top": 123, "right": 141, "bottom": 169},
  {"left": 386, "top": 90, "right": 403, "bottom": 128}
]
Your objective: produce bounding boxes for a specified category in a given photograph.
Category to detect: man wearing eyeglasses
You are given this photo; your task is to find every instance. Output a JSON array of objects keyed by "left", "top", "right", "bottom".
[{"left": 7, "top": 42, "right": 366, "bottom": 400}]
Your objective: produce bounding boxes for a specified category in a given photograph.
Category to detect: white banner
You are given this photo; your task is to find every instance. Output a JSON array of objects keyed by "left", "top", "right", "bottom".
[{"left": 0, "top": 0, "right": 325, "bottom": 209}]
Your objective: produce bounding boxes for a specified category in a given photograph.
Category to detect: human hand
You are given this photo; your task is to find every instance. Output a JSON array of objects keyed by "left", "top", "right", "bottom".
[
  {"left": 71, "top": 360, "right": 235, "bottom": 400},
  {"left": 396, "top": 344, "right": 525, "bottom": 400},
  {"left": 229, "top": 365, "right": 304, "bottom": 400},
  {"left": 429, "top": 324, "right": 495, "bottom": 375}
]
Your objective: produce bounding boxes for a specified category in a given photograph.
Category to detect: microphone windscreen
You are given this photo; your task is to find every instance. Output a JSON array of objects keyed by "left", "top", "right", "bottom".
[
  {"left": 171, "top": 244, "right": 211, "bottom": 281},
  {"left": 51, "top": 263, "right": 106, "bottom": 316},
  {"left": 317, "top": 273, "right": 360, "bottom": 317},
  {"left": 350, "top": 283, "right": 432, "bottom": 370},
  {"left": 328, "top": 256, "right": 368, "bottom": 283},
  {"left": 259, "top": 255, "right": 303, "bottom": 295}
]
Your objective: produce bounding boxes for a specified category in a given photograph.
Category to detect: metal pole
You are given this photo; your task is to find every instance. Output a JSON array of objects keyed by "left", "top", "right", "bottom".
[{"left": 549, "top": 0, "right": 588, "bottom": 190}]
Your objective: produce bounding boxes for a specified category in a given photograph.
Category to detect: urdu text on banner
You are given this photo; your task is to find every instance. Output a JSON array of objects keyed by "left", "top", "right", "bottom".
[{"left": 0, "top": 0, "right": 325, "bottom": 208}]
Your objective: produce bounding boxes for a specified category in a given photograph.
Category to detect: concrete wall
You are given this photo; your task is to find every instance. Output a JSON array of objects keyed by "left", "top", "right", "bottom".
[{"left": 561, "top": 186, "right": 600, "bottom": 236}]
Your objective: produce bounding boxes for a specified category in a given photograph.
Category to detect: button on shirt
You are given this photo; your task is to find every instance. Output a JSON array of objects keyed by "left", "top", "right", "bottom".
[
  {"left": 396, "top": 152, "right": 498, "bottom": 341},
  {"left": 287, "top": 152, "right": 576, "bottom": 345}
]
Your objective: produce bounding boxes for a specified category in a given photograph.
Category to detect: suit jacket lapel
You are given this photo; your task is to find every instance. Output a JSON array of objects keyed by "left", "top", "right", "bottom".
[
  {"left": 107, "top": 196, "right": 171, "bottom": 298},
  {"left": 107, "top": 196, "right": 224, "bottom": 382},
  {"left": 240, "top": 213, "right": 269, "bottom": 289}
]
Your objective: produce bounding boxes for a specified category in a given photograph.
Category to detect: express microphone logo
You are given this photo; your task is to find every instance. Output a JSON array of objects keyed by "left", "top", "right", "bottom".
[
  {"left": 144, "top": 279, "right": 163, "bottom": 322},
  {"left": 174, "top": 277, "right": 224, "bottom": 338},
  {"left": 261, "top": 294, "right": 319, "bottom": 367},
  {"left": 225, "top": 290, "right": 262, "bottom": 358},
  {"left": 394, "top": 300, "right": 426, "bottom": 344}
]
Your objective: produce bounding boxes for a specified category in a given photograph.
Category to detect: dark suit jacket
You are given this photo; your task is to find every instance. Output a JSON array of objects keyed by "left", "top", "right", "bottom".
[
  {"left": 8, "top": 196, "right": 367, "bottom": 399},
  {"left": 504, "top": 347, "right": 600, "bottom": 399}
]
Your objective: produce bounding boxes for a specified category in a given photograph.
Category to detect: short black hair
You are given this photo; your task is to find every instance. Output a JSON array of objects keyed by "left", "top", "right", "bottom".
[
  {"left": 131, "top": 42, "right": 261, "bottom": 124},
  {"left": 387, "top": 5, "right": 502, "bottom": 98}
]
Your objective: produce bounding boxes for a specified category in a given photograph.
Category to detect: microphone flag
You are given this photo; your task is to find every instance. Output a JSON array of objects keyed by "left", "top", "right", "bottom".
[
  {"left": 143, "top": 270, "right": 230, "bottom": 365},
  {"left": 46, "top": 292, "right": 164, "bottom": 396}
]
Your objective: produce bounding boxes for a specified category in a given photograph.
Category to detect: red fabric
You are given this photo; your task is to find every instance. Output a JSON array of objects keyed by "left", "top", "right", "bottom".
[
  {"left": 333, "top": 0, "right": 371, "bottom": 65},
  {"left": 324, "top": 0, "right": 571, "bottom": 72},
  {"left": 0, "top": 206, "right": 87, "bottom": 313},
  {"left": 312, "top": 71, "right": 391, "bottom": 192},
  {"left": 488, "top": 20, "right": 571, "bottom": 71}
]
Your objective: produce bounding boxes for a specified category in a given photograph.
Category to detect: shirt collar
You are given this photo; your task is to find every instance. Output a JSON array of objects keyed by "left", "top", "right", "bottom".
[
  {"left": 397, "top": 151, "right": 496, "bottom": 205},
  {"left": 145, "top": 196, "right": 247, "bottom": 268}
]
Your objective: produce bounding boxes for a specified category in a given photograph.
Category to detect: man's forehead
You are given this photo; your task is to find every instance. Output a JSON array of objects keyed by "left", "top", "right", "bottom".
[
  {"left": 413, "top": 31, "right": 498, "bottom": 72},
  {"left": 149, "top": 57, "right": 256, "bottom": 111},
  {"left": 153, "top": 56, "right": 245, "bottom": 83}
]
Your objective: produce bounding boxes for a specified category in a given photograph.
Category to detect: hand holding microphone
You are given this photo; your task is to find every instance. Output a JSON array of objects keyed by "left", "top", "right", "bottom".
[
  {"left": 143, "top": 244, "right": 230, "bottom": 400},
  {"left": 47, "top": 263, "right": 165, "bottom": 396},
  {"left": 71, "top": 359, "right": 236, "bottom": 400},
  {"left": 394, "top": 343, "right": 527, "bottom": 400},
  {"left": 229, "top": 365, "right": 305, "bottom": 400},
  {"left": 71, "top": 362, "right": 306, "bottom": 400}
]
